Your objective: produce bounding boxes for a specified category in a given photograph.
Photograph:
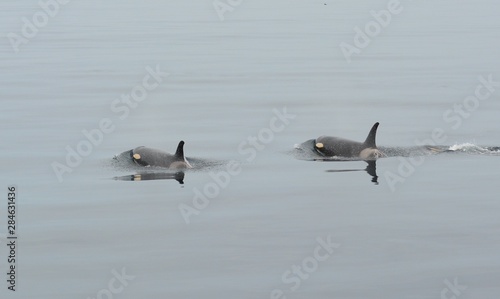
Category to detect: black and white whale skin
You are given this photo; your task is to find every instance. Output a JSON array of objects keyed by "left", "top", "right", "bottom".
[
  {"left": 129, "top": 141, "right": 192, "bottom": 169},
  {"left": 314, "top": 122, "right": 385, "bottom": 160}
]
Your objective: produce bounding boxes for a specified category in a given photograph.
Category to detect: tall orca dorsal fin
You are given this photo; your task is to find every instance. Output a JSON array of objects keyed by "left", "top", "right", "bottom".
[
  {"left": 175, "top": 140, "right": 185, "bottom": 159},
  {"left": 363, "top": 122, "right": 379, "bottom": 148}
]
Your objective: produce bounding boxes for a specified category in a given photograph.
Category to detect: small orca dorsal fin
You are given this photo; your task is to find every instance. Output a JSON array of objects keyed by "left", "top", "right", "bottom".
[
  {"left": 363, "top": 122, "right": 379, "bottom": 148},
  {"left": 175, "top": 140, "right": 185, "bottom": 159}
]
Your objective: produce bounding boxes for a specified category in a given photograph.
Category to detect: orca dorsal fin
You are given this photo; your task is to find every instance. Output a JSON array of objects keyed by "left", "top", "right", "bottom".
[
  {"left": 363, "top": 122, "right": 379, "bottom": 148},
  {"left": 175, "top": 140, "right": 185, "bottom": 159}
]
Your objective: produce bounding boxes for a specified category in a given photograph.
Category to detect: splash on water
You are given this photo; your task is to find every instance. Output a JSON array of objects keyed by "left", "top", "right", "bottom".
[{"left": 447, "top": 143, "right": 500, "bottom": 155}]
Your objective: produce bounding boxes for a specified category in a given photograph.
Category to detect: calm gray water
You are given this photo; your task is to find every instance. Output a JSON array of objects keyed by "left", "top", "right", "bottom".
[{"left": 1, "top": 0, "right": 500, "bottom": 298}]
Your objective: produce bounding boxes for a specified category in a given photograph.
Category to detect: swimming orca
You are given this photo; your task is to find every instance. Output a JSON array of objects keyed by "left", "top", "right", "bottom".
[
  {"left": 130, "top": 141, "right": 192, "bottom": 169},
  {"left": 314, "top": 122, "right": 385, "bottom": 160}
]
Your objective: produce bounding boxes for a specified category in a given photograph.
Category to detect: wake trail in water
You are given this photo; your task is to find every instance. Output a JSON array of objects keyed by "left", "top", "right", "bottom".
[{"left": 446, "top": 143, "right": 500, "bottom": 155}]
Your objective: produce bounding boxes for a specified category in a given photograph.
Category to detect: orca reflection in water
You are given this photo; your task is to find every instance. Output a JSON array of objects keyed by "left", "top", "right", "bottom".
[
  {"left": 325, "top": 160, "right": 378, "bottom": 184},
  {"left": 114, "top": 171, "right": 185, "bottom": 184}
]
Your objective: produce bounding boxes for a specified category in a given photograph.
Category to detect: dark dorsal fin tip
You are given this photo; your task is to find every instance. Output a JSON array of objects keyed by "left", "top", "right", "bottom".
[
  {"left": 363, "top": 122, "right": 379, "bottom": 148},
  {"left": 175, "top": 140, "right": 185, "bottom": 159}
]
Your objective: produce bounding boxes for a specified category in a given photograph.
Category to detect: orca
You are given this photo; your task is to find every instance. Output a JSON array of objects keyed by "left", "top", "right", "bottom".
[
  {"left": 314, "top": 122, "right": 385, "bottom": 160},
  {"left": 129, "top": 141, "right": 192, "bottom": 169}
]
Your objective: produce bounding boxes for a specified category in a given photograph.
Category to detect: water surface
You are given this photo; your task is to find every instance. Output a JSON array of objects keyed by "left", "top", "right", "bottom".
[{"left": 1, "top": 0, "right": 500, "bottom": 298}]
